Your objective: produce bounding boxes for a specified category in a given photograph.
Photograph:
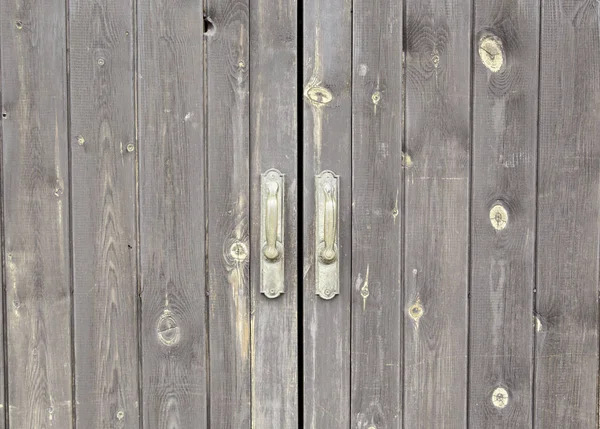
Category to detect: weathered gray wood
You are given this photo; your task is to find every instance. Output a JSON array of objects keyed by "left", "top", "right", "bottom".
[
  {"left": 0, "top": 0, "right": 73, "bottom": 427},
  {"left": 403, "top": 1, "right": 470, "bottom": 426},
  {"left": 68, "top": 0, "right": 139, "bottom": 427},
  {"left": 468, "top": 1, "right": 539, "bottom": 426},
  {"left": 350, "top": 0, "right": 403, "bottom": 427},
  {"left": 302, "top": 0, "right": 351, "bottom": 426},
  {"left": 249, "top": 0, "right": 297, "bottom": 426},
  {"left": 534, "top": 0, "right": 600, "bottom": 426},
  {"left": 0, "top": 19, "right": 6, "bottom": 429},
  {"left": 137, "top": 1, "right": 208, "bottom": 427},
  {"left": 205, "top": 0, "right": 251, "bottom": 427}
]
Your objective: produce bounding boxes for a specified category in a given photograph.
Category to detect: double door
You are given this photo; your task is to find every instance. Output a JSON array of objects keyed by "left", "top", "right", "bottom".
[{"left": 1, "top": 0, "right": 599, "bottom": 427}]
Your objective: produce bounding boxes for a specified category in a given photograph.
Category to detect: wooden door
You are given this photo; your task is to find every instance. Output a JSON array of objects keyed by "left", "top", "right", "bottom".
[
  {"left": 0, "top": 0, "right": 599, "bottom": 427},
  {"left": 302, "top": 0, "right": 600, "bottom": 428}
]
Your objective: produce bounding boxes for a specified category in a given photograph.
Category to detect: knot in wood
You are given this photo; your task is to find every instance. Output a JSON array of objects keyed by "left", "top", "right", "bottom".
[
  {"left": 409, "top": 301, "right": 423, "bottom": 322},
  {"left": 371, "top": 91, "right": 381, "bottom": 105},
  {"left": 478, "top": 35, "right": 504, "bottom": 72},
  {"left": 489, "top": 204, "right": 508, "bottom": 230},
  {"left": 230, "top": 241, "right": 248, "bottom": 262},
  {"left": 492, "top": 387, "right": 509, "bottom": 408},
  {"left": 156, "top": 312, "right": 181, "bottom": 346},
  {"left": 305, "top": 85, "right": 333, "bottom": 106}
]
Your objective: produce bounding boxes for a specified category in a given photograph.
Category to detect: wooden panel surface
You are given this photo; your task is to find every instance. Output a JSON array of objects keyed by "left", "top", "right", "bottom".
[
  {"left": 468, "top": 0, "right": 539, "bottom": 426},
  {"left": 0, "top": 14, "right": 5, "bottom": 429},
  {"left": 249, "top": 0, "right": 298, "bottom": 426},
  {"left": 1, "top": 0, "right": 73, "bottom": 427},
  {"left": 69, "top": 0, "right": 140, "bottom": 427},
  {"left": 351, "top": 0, "right": 403, "bottom": 427},
  {"left": 302, "top": 0, "right": 352, "bottom": 426},
  {"left": 403, "top": 0, "right": 471, "bottom": 426},
  {"left": 205, "top": 0, "right": 251, "bottom": 427},
  {"left": 534, "top": 0, "right": 600, "bottom": 426},
  {"left": 137, "top": 0, "right": 208, "bottom": 427}
]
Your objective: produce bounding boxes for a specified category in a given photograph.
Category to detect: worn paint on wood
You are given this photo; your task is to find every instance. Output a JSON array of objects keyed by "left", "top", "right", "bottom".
[
  {"left": 249, "top": 0, "right": 298, "bottom": 426},
  {"left": 534, "top": 0, "right": 600, "bottom": 426},
  {"left": 303, "top": 0, "right": 352, "bottom": 426},
  {"left": 468, "top": 0, "right": 540, "bottom": 426},
  {"left": 206, "top": 0, "right": 251, "bottom": 427},
  {"left": 137, "top": 0, "right": 208, "bottom": 427},
  {"left": 351, "top": 0, "right": 403, "bottom": 427},
  {"left": 68, "top": 0, "right": 140, "bottom": 427},
  {"left": 1, "top": 0, "right": 73, "bottom": 427},
  {"left": 403, "top": 0, "right": 471, "bottom": 426}
]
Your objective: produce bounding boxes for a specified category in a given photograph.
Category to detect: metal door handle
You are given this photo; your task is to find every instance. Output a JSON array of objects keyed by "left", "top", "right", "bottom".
[
  {"left": 320, "top": 182, "right": 336, "bottom": 263},
  {"left": 315, "top": 170, "right": 339, "bottom": 299},
  {"left": 264, "top": 181, "right": 280, "bottom": 260},
  {"left": 261, "top": 169, "right": 285, "bottom": 298}
]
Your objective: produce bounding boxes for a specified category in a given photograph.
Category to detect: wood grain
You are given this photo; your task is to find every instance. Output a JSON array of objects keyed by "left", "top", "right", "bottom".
[
  {"left": 0, "top": 9, "right": 6, "bottom": 429},
  {"left": 205, "top": 0, "right": 251, "bottom": 427},
  {"left": 350, "top": 0, "right": 403, "bottom": 427},
  {"left": 468, "top": 1, "right": 539, "bottom": 427},
  {"left": 137, "top": 0, "right": 208, "bottom": 427},
  {"left": 403, "top": 0, "right": 471, "bottom": 427},
  {"left": 302, "top": 0, "right": 351, "bottom": 426},
  {"left": 249, "top": 0, "right": 298, "bottom": 426},
  {"left": 68, "top": 0, "right": 139, "bottom": 427},
  {"left": 534, "top": 0, "right": 600, "bottom": 426},
  {"left": 1, "top": 0, "right": 73, "bottom": 427}
]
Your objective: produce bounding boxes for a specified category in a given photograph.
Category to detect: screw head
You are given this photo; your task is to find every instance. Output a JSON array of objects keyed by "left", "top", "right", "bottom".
[{"left": 126, "top": 143, "right": 135, "bottom": 153}]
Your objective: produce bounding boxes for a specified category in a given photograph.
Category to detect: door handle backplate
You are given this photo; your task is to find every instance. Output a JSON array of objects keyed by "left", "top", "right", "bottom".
[
  {"left": 315, "top": 170, "right": 339, "bottom": 299},
  {"left": 261, "top": 168, "right": 285, "bottom": 298}
]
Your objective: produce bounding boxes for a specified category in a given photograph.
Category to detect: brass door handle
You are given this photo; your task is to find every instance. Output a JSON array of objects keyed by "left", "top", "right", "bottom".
[
  {"left": 320, "top": 182, "right": 337, "bottom": 263},
  {"left": 315, "top": 170, "right": 339, "bottom": 299},
  {"left": 261, "top": 169, "right": 285, "bottom": 298},
  {"left": 263, "top": 181, "right": 280, "bottom": 260}
]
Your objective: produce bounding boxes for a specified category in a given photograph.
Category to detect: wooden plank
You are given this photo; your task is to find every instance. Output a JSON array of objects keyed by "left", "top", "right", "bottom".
[
  {"left": 0, "top": 0, "right": 73, "bottom": 427},
  {"left": 249, "top": 0, "right": 297, "bottom": 426},
  {"left": 534, "top": 0, "right": 600, "bottom": 426},
  {"left": 205, "top": 0, "right": 251, "bottom": 427},
  {"left": 137, "top": 1, "right": 207, "bottom": 427},
  {"left": 468, "top": 1, "right": 539, "bottom": 426},
  {"left": 469, "top": 4, "right": 540, "bottom": 427},
  {"left": 68, "top": 0, "right": 139, "bottom": 427},
  {"left": 350, "top": 0, "right": 403, "bottom": 427},
  {"left": 302, "top": 0, "right": 351, "bottom": 426},
  {"left": 0, "top": 16, "right": 6, "bottom": 429},
  {"left": 403, "top": 1, "right": 470, "bottom": 426}
]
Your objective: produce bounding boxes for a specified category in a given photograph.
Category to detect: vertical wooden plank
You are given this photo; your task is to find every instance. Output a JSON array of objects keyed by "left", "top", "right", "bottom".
[
  {"left": 249, "top": 0, "right": 297, "bottom": 426},
  {"left": 302, "top": 0, "right": 351, "bottom": 427},
  {"left": 0, "top": 0, "right": 73, "bottom": 427},
  {"left": 469, "top": 0, "right": 539, "bottom": 426},
  {"left": 68, "top": 0, "right": 139, "bottom": 427},
  {"left": 205, "top": 0, "right": 251, "bottom": 427},
  {"left": 534, "top": 0, "right": 600, "bottom": 426},
  {"left": 0, "top": 17, "right": 6, "bottom": 429},
  {"left": 137, "top": 0, "right": 207, "bottom": 427},
  {"left": 350, "top": 0, "right": 403, "bottom": 427},
  {"left": 403, "top": 0, "right": 470, "bottom": 426}
]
